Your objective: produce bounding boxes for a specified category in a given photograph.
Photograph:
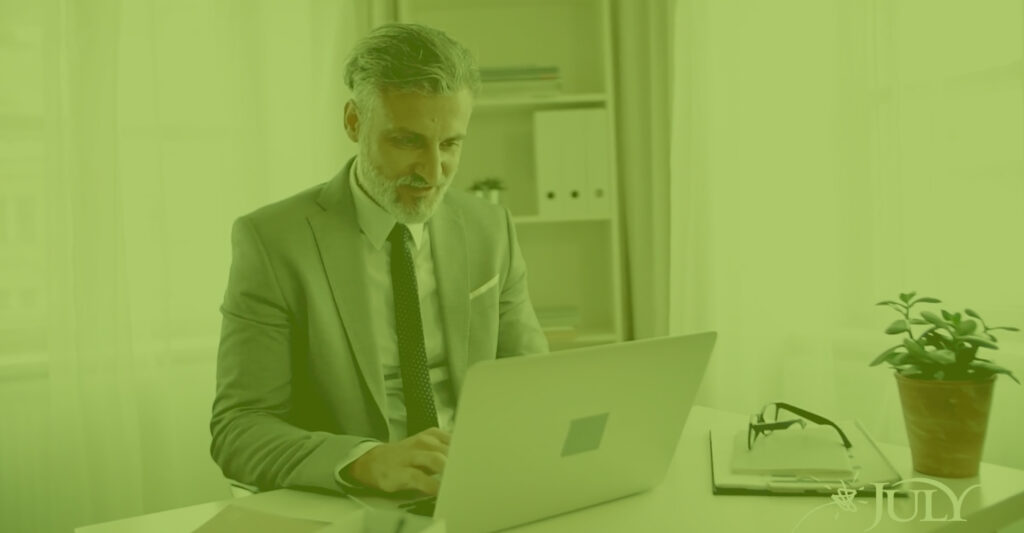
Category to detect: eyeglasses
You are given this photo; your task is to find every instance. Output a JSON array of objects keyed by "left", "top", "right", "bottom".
[{"left": 747, "top": 402, "right": 852, "bottom": 450}]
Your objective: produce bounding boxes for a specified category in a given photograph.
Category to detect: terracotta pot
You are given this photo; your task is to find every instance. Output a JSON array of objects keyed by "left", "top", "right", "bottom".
[{"left": 895, "top": 372, "right": 995, "bottom": 478}]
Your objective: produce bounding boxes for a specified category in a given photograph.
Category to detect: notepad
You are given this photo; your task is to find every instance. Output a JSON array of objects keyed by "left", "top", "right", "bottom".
[
  {"left": 731, "top": 425, "right": 853, "bottom": 477},
  {"left": 709, "top": 419, "right": 902, "bottom": 495}
]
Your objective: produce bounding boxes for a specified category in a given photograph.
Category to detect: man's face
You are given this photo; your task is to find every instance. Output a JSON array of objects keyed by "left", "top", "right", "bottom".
[{"left": 346, "top": 88, "right": 473, "bottom": 224}]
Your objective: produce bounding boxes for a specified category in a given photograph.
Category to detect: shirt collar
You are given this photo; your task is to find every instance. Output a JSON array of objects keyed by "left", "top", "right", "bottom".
[{"left": 349, "top": 157, "right": 426, "bottom": 250}]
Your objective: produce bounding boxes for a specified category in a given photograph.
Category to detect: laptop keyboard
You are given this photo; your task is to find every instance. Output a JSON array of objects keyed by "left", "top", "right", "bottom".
[{"left": 398, "top": 496, "right": 437, "bottom": 517}]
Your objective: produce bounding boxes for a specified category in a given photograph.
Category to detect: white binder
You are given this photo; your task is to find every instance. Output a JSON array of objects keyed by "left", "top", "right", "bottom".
[
  {"left": 583, "top": 109, "right": 612, "bottom": 217},
  {"left": 534, "top": 109, "right": 607, "bottom": 218}
]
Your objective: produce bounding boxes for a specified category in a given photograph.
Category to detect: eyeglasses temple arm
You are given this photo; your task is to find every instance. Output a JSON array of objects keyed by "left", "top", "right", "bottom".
[{"left": 773, "top": 402, "right": 853, "bottom": 448}]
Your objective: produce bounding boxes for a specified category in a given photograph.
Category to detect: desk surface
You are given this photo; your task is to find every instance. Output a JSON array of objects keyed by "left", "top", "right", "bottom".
[{"left": 76, "top": 406, "right": 1024, "bottom": 533}]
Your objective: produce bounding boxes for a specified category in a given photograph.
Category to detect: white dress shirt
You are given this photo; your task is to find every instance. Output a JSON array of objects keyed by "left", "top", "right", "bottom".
[{"left": 334, "top": 159, "right": 456, "bottom": 487}]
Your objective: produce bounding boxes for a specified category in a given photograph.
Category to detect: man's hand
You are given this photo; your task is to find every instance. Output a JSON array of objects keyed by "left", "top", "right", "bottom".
[{"left": 345, "top": 428, "right": 451, "bottom": 496}]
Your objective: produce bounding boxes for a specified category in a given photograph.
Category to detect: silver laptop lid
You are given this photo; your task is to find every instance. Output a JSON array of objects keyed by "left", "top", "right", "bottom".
[{"left": 435, "top": 332, "right": 717, "bottom": 533}]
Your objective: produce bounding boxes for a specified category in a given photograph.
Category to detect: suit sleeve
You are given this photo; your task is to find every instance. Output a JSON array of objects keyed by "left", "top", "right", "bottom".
[
  {"left": 209, "top": 216, "right": 371, "bottom": 494},
  {"left": 496, "top": 208, "right": 550, "bottom": 358}
]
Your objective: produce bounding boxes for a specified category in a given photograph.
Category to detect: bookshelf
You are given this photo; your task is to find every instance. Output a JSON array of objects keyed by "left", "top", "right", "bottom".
[{"left": 393, "top": 0, "right": 625, "bottom": 350}]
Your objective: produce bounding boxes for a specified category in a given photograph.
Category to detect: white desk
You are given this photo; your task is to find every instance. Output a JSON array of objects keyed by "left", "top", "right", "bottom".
[{"left": 76, "top": 406, "right": 1024, "bottom": 533}]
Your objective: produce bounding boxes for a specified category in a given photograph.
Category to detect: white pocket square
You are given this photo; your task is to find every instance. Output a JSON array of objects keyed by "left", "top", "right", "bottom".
[{"left": 469, "top": 274, "right": 499, "bottom": 300}]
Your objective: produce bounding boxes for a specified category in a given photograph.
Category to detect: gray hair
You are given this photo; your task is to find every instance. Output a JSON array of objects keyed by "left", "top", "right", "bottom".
[{"left": 344, "top": 23, "right": 480, "bottom": 126}]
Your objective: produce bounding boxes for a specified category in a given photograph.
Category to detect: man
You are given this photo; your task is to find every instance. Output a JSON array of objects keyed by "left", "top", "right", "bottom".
[{"left": 209, "top": 23, "right": 548, "bottom": 498}]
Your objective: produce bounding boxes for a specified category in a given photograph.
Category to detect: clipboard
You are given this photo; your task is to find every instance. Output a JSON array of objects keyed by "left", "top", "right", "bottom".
[{"left": 709, "top": 420, "right": 902, "bottom": 496}]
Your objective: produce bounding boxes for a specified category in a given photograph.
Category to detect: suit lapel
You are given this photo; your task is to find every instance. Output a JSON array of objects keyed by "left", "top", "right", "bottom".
[
  {"left": 306, "top": 158, "right": 389, "bottom": 438},
  {"left": 429, "top": 202, "right": 470, "bottom": 401}
]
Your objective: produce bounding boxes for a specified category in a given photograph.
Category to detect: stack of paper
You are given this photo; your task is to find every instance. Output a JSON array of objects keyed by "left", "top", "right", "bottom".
[{"left": 536, "top": 306, "right": 581, "bottom": 343}]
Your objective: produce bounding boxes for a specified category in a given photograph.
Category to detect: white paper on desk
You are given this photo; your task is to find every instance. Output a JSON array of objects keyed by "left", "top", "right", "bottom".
[
  {"left": 731, "top": 426, "right": 853, "bottom": 477},
  {"left": 193, "top": 505, "right": 443, "bottom": 533},
  {"left": 192, "top": 504, "right": 330, "bottom": 533},
  {"left": 318, "top": 508, "right": 443, "bottom": 533}
]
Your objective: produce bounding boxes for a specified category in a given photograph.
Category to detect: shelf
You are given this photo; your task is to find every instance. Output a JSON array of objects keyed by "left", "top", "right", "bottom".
[
  {"left": 518, "top": 222, "right": 617, "bottom": 336},
  {"left": 475, "top": 93, "right": 607, "bottom": 111}
]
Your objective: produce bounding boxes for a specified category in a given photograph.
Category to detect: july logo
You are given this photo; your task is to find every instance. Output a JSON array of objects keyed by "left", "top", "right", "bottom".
[{"left": 791, "top": 478, "right": 981, "bottom": 532}]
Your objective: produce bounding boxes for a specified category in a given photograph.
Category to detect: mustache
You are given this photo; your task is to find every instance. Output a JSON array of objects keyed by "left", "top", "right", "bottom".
[
  {"left": 396, "top": 174, "right": 441, "bottom": 188},
  {"left": 397, "top": 175, "right": 429, "bottom": 187}
]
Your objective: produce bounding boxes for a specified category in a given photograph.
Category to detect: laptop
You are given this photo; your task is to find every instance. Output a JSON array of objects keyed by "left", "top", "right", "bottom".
[{"left": 352, "top": 332, "right": 717, "bottom": 533}]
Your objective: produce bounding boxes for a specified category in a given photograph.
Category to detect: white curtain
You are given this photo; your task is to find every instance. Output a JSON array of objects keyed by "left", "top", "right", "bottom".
[
  {"left": 669, "top": 0, "right": 1024, "bottom": 470},
  {"left": 612, "top": 0, "right": 676, "bottom": 340},
  {"left": 0, "top": 1, "right": 367, "bottom": 531}
]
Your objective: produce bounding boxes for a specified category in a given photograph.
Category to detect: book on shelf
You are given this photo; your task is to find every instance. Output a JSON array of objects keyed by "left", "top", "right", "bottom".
[
  {"left": 480, "top": 65, "right": 563, "bottom": 97},
  {"left": 480, "top": 65, "right": 561, "bottom": 81},
  {"left": 537, "top": 305, "right": 581, "bottom": 346},
  {"left": 543, "top": 326, "right": 578, "bottom": 345},
  {"left": 536, "top": 306, "right": 581, "bottom": 329}
]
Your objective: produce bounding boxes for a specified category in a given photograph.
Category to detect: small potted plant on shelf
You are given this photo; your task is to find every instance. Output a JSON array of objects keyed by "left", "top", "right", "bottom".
[
  {"left": 468, "top": 177, "right": 505, "bottom": 205},
  {"left": 870, "top": 291, "right": 1019, "bottom": 478}
]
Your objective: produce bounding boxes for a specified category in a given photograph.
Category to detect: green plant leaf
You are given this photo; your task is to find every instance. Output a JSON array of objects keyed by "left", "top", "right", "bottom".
[
  {"left": 913, "top": 297, "right": 941, "bottom": 304},
  {"left": 922, "top": 349, "right": 956, "bottom": 365},
  {"left": 876, "top": 301, "right": 906, "bottom": 315},
  {"left": 870, "top": 346, "right": 903, "bottom": 366},
  {"left": 920, "top": 327, "right": 954, "bottom": 349},
  {"left": 969, "top": 361, "right": 1021, "bottom": 385},
  {"left": 956, "top": 320, "right": 978, "bottom": 336},
  {"left": 920, "top": 311, "right": 949, "bottom": 329},
  {"left": 899, "top": 292, "right": 917, "bottom": 303},
  {"left": 903, "top": 338, "right": 926, "bottom": 356},
  {"left": 941, "top": 310, "right": 953, "bottom": 321},
  {"left": 932, "top": 328, "right": 953, "bottom": 340},
  {"left": 886, "top": 320, "right": 909, "bottom": 335},
  {"left": 897, "top": 364, "right": 923, "bottom": 377},
  {"left": 910, "top": 319, "right": 929, "bottom": 325},
  {"left": 961, "top": 335, "right": 998, "bottom": 350},
  {"left": 965, "top": 308, "right": 981, "bottom": 319},
  {"left": 989, "top": 326, "right": 1020, "bottom": 332}
]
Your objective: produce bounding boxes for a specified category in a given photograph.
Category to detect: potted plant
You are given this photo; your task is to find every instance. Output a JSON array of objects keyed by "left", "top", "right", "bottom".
[
  {"left": 870, "top": 291, "right": 1019, "bottom": 477},
  {"left": 468, "top": 177, "right": 505, "bottom": 205}
]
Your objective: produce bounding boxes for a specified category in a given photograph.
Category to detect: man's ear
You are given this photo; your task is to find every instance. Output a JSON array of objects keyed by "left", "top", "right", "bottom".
[{"left": 343, "top": 99, "right": 360, "bottom": 142}]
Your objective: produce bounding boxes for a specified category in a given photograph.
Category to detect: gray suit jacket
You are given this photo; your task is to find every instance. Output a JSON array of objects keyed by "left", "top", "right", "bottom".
[{"left": 210, "top": 158, "right": 548, "bottom": 493}]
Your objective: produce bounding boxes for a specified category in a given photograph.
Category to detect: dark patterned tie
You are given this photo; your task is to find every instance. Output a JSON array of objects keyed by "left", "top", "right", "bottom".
[{"left": 388, "top": 223, "right": 438, "bottom": 436}]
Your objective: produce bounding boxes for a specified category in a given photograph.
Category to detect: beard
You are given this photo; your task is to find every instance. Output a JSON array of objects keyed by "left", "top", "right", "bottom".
[{"left": 356, "top": 143, "right": 451, "bottom": 225}]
